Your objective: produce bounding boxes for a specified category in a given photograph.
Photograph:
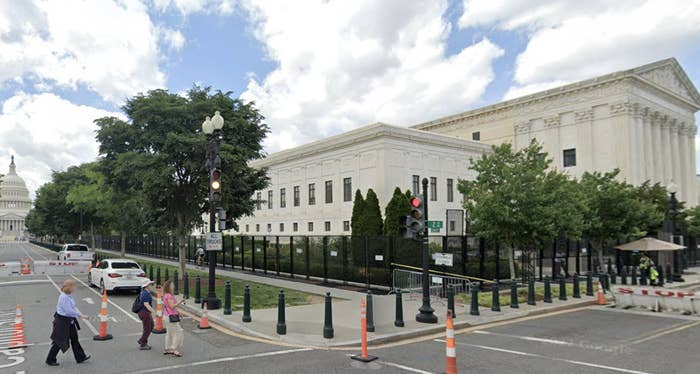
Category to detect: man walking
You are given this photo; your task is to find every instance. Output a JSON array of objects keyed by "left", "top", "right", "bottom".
[{"left": 138, "top": 281, "right": 156, "bottom": 350}]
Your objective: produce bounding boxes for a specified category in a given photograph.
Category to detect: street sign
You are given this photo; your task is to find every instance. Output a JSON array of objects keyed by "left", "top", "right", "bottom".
[
  {"left": 433, "top": 253, "right": 453, "bottom": 266},
  {"left": 427, "top": 220, "right": 443, "bottom": 233},
  {"left": 205, "top": 232, "right": 222, "bottom": 251}
]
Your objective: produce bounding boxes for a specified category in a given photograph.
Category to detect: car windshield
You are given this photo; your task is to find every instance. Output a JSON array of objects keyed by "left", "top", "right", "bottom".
[
  {"left": 110, "top": 262, "right": 140, "bottom": 269},
  {"left": 66, "top": 245, "right": 88, "bottom": 251}
]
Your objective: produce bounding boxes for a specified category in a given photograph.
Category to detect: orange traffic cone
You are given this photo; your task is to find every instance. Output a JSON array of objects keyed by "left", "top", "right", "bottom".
[
  {"left": 596, "top": 281, "right": 607, "bottom": 305},
  {"left": 153, "top": 286, "right": 166, "bottom": 334},
  {"left": 445, "top": 310, "right": 458, "bottom": 374},
  {"left": 199, "top": 302, "right": 211, "bottom": 329},
  {"left": 93, "top": 289, "right": 113, "bottom": 341},
  {"left": 8, "top": 305, "right": 27, "bottom": 348},
  {"left": 20, "top": 258, "right": 30, "bottom": 275}
]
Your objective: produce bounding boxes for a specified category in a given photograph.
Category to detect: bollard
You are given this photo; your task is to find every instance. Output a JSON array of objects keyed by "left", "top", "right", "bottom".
[
  {"left": 174, "top": 270, "right": 179, "bottom": 295},
  {"left": 631, "top": 267, "right": 638, "bottom": 285},
  {"left": 194, "top": 275, "right": 201, "bottom": 304},
  {"left": 242, "top": 285, "right": 252, "bottom": 323},
  {"left": 573, "top": 273, "right": 581, "bottom": 298},
  {"left": 152, "top": 286, "right": 166, "bottom": 334},
  {"left": 656, "top": 265, "right": 664, "bottom": 287},
  {"left": 527, "top": 278, "right": 536, "bottom": 306},
  {"left": 510, "top": 280, "right": 519, "bottom": 309},
  {"left": 640, "top": 270, "right": 648, "bottom": 286},
  {"left": 666, "top": 263, "right": 673, "bottom": 284},
  {"left": 149, "top": 264, "right": 154, "bottom": 280},
  {"left": 165, "top": 268, "right": 169, "bottom": 282},
  {"left": 444, "top": 311, "right": 457, "bottom": 374},
  {"left": 586, "top": 272, "right": 594, "bottom": 296},
  {"left": 223, "top": 281, "right": 232, "bottom": 315},
  {"left": 559, "top": 276, "right": 567, "bottom": 301},
  {"left": 620, "top": 267, "right": 627, "bottom": 285},
  {"left": 470, "top": 286, "right": 480, "bottom": 316},
  {"left": 491, "top": 282, "right": 500, "bottom": 312},
  {"left": 156, "top": 266, "right": 161, "bottom": 286},
  {"left": 366, "top": 291, "right": 375, "bottom": 332},
  {"left": 394, "top": 289, "right": 405, "bottom": 327},
  {"left": 183, "top": 272, "right": 189, "bottom": 299},
  {"left": 351, "top": 298, "right": 377, "bottom": 363},
  {"left": 543, "top": 276, "right": 552, "bottom": 303},
  {"left": 447, "top": 285, "right": 455, "bottom": 318},
  {"left": 610, "top": 271, "right": 616, "bottom": 285},
  {"left": 323, "top": 292, "right": 334, "bottom": 339},
  {"left": 277, "top": 290, "right": 286, "bottom": 335}
]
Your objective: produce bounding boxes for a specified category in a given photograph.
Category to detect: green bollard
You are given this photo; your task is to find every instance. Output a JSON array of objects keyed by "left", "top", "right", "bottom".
[
  {"left": 543, "top": 276, "right": 552, "bottom": 303},
  {"left": 527, "top": 278, "right": 536, "bottom": 306},
  {"left": 156, "top": 266, "right": 161, "bottom": 286},
  {"left": 610, "top": 271, "right": 616, "bottom": 285},
  {"left": 559, "top": 276, "right": 567, "bottom": 301},
  {"left": 323, "top": 292, "right": 334, "bottom": 339},
  {"left": 149, "top": 264, "right": 154, "bottom": 280},
  {"left": 366, "top": 291, "right": 375, "bottom": 332},
  {"left": 586, "top": 272, "right": 594, "bottom": 296},
  {"left": 620, "top": 267, "right": 627, "bottom": 285},
  {"left": 165, "top": 268, "right": 169, "bottom": 282},
  {"left": 656, "top": 265, "right": 664, "bottom": 287},
  {"left": 394, "top": 289, "right": 405, "bottom": 327},
  {"left": 447, "top": 285, "right": 455, "bottom": 318},
  {"left": 640, "top": 270, "right": 648, "bottom": 286},
  {"left": 194, "top": 275, "right": 201, "bottom": 304},
  {"left": 510, "top": 280, "right": 519, "bottom": 309},
  {"left": 277, "top": 290, "right": 286, "bottom": 335},
  {"left": 173, "top": 270, "right": 179, "bottom": 295},
  {"left": 603, "top": 273, "right": 610, "bottom": 290},
  {"left": 573, "top": 273, "right": 581, "bottom": 298},
  {"left": 223, "top": 281, "right": 232, "bottom": 315},
  {"left": 470, "top": 286, "right": 480, "bottom": 315},
  {"left": 183, "top": 272, "right": 189, "bottom": 299},
  {"left": 665, "top": 263, "right": 673, "bottom": 284},
  {"left": 242, "top": 285, "right": 252, "bottom": 323},
  {"left": 491, "top": 282, "right": 501, "bottom": 312},
  {"left": 631, "top": 267, "right": 638, "bottom": 285}
]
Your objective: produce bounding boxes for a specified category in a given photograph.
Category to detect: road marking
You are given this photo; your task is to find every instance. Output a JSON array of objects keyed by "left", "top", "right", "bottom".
[
  {"left": 628, "top": 320, "right": 700, "bottom": 345},
  {"left": 82, "top": 297, "right": 94, "bottom": 305},
  {"left": 70, "top": 275, "right": 140, "bottom": 323},
  {"left": 380, "top": 360, "right": 434, "bottom": 374},
  {"left": 124, "top": 348, "right": 313, "bottom": 373},
  {"left": 435, "top": 339, "right": 652, "bottom": 374},
  {"left": 0, "top": 280, "right": 50, "bottom": 287},
  {"left": 473, "top": 330, "right": 573, "bottom": 346},
  {"left": 45, "top": 275, "right": 99, "bottom": 335}
]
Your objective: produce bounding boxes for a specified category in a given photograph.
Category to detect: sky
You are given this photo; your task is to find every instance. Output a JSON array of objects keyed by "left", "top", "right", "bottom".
[{"left": 1, "top": 0, "right": 700, "bottom": 196}]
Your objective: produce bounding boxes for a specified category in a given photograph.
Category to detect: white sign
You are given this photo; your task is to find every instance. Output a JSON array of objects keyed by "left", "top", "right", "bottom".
[
  {"left": 205, "top": 232, "right": 223, "bottom": 251},
  {"left": 330, "top": 251, "right": 338, "bottom": 257},
  {"left": 235, "top": 247, "right": 240, "bottom": 252},
  {"left": 256, "top": 248, "right": 261, "bottom": 253},
  {"left": 431, "top": 276, "right": 443, "bottom": 284},
  {"left": 434, "top": 253, "right": 453, "bottom": 266},
  {"left": 296, "top": 248, "right": 303, "bottom": 254},
  {"left": 375, "top": 255, "right": 384, "bottom": 261}
]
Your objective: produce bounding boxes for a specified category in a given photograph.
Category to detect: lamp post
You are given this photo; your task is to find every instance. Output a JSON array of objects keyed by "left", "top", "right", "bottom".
[
  {"left": 416, "top": 178, "right": 437, "bottom": 323},
  {"left": 202, "top": 111, "right": 224, "bottom": 310},
  {"left": 667, "top": 181, "right": 683, "bottom": 282}
]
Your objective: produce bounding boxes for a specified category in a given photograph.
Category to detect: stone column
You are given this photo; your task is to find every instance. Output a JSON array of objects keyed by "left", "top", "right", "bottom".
[
  {"left": 651, "top": 112, "right": 662, "bottom": 183},
  {"left": 669, "top": 119, "right": 681, "bottom": 194},
  {"left": 683, "top": 124, "right": 698, "bottom": 204},
  {"left": 632, "top": 105, "right": 645, "bottom": 183},
  {"left": 575, "top": 109, "right": 594, "bottom": 173},
  {"left": 513, "top": 121, "right": 531, "bottom": 150},
  {"left": 544, "top": 116, "right": 561, "bottom": 168},
  {"left": 658, "top": 114, "right": 672, "bottom": 184},
  {"left": 642, "top": 108, "right": 653, "bottom": 183}
]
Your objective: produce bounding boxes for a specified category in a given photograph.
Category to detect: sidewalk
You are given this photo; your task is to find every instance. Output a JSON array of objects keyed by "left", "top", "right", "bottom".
[
  {"left": 97, "top": 248, "right": 596, "bottom": 347},
  {"left": 666, "top": 266, "right": 700, "bottom": 289}
]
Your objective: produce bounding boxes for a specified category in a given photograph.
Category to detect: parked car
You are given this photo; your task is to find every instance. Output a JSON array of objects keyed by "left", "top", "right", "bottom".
[
  {"left": 88, "top": 259, "right": 149, "bottom": 293},
  {"left": 57, "top": 244, "right": 95, "bottom": 261}
]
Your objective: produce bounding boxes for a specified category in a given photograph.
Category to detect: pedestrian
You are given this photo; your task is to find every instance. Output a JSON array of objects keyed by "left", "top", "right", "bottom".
[
  {"left": 639, "top": 252, "right": 653, "bottom": 280},
  {"left": 46, "top": 279, "right": 90, "bottom": 366},
  {"left": 195, "top": 247, "right": 205, "bottom": 267},
  {"left": 162, "top": 280, "right": 185, "bottom": 357},
  {"left": 138, "top": 280, "right": 156, "bottom": 350}
]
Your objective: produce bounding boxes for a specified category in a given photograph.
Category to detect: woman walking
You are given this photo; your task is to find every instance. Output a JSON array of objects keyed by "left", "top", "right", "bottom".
[
  {"left": 162, "top": 280, "right": 185, "bottom": 357},
  {"left": 46, "top": 279, "right": 90, "bottom": 366}
]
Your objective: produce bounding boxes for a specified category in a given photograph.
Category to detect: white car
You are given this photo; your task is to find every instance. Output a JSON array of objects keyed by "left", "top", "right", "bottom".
[
  {"left": 88, "top": 259, "right": 149, "bottom": 293},
  {"left": 57, "top": 244, "right": 94, "bottom": 261}
]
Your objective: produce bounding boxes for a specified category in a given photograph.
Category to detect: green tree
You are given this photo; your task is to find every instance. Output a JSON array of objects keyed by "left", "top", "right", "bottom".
[
  {"left": 65, "top": 163, "right": 112, "bottom": 249},
  {"left": 685, "top": 205, "right": 700, "bottom": 237},
  {"left": 350, "top": 189, "right": 365, "bottom": 235},
  {"left": 95, "top": 86, "right": 269, "bottom": 276},
  {"left": 635, "top": 181, "right": 686, "bottom": 235},
  {"left": 363, "top": 188, "right": 383, "bottom": 236},
  {"left": 384, "top": 187, "right": 410, "bottom": 235}
]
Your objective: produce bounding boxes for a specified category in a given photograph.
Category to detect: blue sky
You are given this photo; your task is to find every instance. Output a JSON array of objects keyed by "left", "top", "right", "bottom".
[{"left": 1, "top": 0, "right": 700, "bottom": 195}]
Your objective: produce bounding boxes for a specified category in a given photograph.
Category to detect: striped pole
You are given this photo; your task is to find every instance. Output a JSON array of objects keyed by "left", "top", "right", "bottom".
[
  {"left": 8, "top": 305, "right": 27, "bottom": 348},
  {"left": 445, "top": 310, "right": 457, "bottom": 374},
  {"left": 93, "top": 290, "right": 113, "bottom": 340},
  {"left": 351, "top": 297, "right": 377, "bottom": 362},
  {"left": 152, "top": 286, "right": 166, "bottom": 334}
]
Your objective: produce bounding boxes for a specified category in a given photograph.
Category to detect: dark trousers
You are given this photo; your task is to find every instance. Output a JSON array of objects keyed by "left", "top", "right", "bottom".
[
  {"left": 138, "top": 309, "right": 153, "bottom": 346},
  {"left": 46, "top": 323, "right": 86, "bottom": 363}
]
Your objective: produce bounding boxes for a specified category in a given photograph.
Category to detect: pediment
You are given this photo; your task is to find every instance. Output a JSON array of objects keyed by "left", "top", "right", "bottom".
[
  {"left": 635, "top": 59, "right": 700, "bottom": 108},
  {"left": 0, "top": 213, "right": 25, "bottom": 220}
]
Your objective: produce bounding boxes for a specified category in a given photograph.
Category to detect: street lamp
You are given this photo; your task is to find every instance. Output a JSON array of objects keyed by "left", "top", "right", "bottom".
[
  {"left": 202, "top": 112, "right": 224, "bottom": 310},
  {"left": 667, "top": 181, "right": 683, "bottom": 281},
  {"left": 416, "top": 177, "right": 437, "bottom": 323}
]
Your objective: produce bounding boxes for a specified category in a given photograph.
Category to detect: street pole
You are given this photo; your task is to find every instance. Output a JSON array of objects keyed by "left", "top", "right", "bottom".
[
  {"left": 416, "top": 178, "right": 437, "bottom": 323},
  {"left": 204, "top": 125, "right": 222, "bottom": 310},
  {"left": 669, "top": 191, "right": 683, "bottom": 282}
]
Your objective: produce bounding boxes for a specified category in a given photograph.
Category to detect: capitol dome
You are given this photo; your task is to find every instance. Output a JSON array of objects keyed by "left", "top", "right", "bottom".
[{"left": 0, "top": 156, "right": 31, "bottom": 240}]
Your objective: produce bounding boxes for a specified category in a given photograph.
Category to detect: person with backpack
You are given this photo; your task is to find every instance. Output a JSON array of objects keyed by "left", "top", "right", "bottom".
[
  {"left": 162, "top": 280, "right": 185, "bottom": 357},
  {"left": 135, "top": 280, "right": 156, "bottom": 350}
]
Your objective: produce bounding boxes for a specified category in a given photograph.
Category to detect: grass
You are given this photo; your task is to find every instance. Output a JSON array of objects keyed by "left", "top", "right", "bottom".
[
  {"left": 456, "top": 281, "right": 587, "bottom": 308},
  {"left": 96, "top": 250, "right": 319, "bottom": 311}
]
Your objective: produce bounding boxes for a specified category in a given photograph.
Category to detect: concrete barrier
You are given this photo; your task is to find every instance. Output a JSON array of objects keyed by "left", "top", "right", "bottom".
[
  {"left": 32, "top": 261, "right": 90, "bottom": 275},
  {"left": 614, "top": 285, "right": 697, "bottom": 314},
  {"left": 0, "top": 262, "right": 21, "bottom": 276}
]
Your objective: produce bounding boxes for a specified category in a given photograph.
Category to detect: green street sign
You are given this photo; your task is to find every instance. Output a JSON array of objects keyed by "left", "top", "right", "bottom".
[{"left": 427, "top": 220, "right": 443, "bottom": 232}]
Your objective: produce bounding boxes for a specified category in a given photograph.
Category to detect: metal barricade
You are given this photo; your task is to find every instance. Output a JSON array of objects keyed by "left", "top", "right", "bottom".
[{"left": 392, "top": 268, "right": 472, "bottom": 304}]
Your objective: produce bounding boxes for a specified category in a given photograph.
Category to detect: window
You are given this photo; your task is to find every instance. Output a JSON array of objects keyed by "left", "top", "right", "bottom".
[
  {"left": 245, "top": 224, "right": 250, "bottom": 232},
  {"left": 472, "top": 131, "right": 480, "bottom": 141},
  {"left": 293, "top": 186, "right": 300, "bottom": 207},
  {"left": 325, "top": 221, "right": 331, "bottom": 232},
  {"left": 267, "top": 190, "right": 273, "bottom": 209},
  {"left": 293, "top": 222, "right": 298, "bottom": 232},
  {"left": 343, "top": 220, "right": 350, "bottom": 232},
  {"left": 449, "top": 221, "right": 456, "bottom": 232},
  {"left": 308, "top": 183, "right": 316, "bottom": 205},
  {"left": 412, "top": 175, "right": 420, "bottom": 195},
  {"left": 280, "top": 188, "right": 286, "bottom": 208},
  {"left": 255, "top": 224, "right": 260, "bottom": 232},
  {"left": 256, "top": 192, "right": 261, "bottom": 210},
  {"left": 267, "top": 223, "right": 272, "bottom": 233},
  {"left": 430, "top": 177, "right": 437, "bottom": 201},
  {"left": 279, "top": 223, "right": 284, "bottom": 232},
  {"left": 563, "top": 148, "right": 576, "bottom": 167},
  {"left": 325, "top": 180, "right": 333, "bottom": 204},
  {"left": 447, "top": 178, "right": 454, "bottom": 203},
  {"left": 343, "top": 177, "right": 352, "bottom": 202},
  {"left": 308, "top": 222, "right": 314, "bottom": 232}
]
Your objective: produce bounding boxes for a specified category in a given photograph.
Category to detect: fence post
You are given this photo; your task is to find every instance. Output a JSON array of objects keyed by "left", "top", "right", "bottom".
[
  {"left": 156, "top": 266, "right": 161, "bottom": 286},
  {"left": 305, "top": 236, "right": 310, "bottom": 280},
  {"left": 576, "top": 240, "right": 581, "bottom": 275},
  {"left": 323, "top": 236, "right": 328, "bottom": 284},
  {"left": 174, "top": 270, "right": 179, "bottom": 295},
  {"left": 470, "top": 286, "right": 479, "bottom": 316},
  {"left": 241, "top": 235, "right": 246, "bottom": 271},
  {"left": 394, "top": 289, "right": 404, "bottom": 327},
  {"left": 277, "top": 290, "right": 286, "bottom": 335},
  {"left": 342, "top": 236, "right": 348, "bottom": 285},
  {"left": 587, "top": 240, "right": 592, "bottom": 273},
  {"left": 510, "top": 280, "right": 519, "bottom": 308},
  {"left": 538, "top": 247, "right": 544, "bottom": 281},
  {"left": 275, "top": 236, "right": 280, "bottom": 276},
  {"left": 491, "top": 282, "right": 500, "bottom": 312},
  {"left": 666, "top": 263, "right": 673, "bottom": 284},
  {"left": 323, "top": 292, "right": 334, "bottom": 339},
  {"left": 366, "top": 291, "right": 375, "bottom": 332},
  {"left": 495, "top": 243, "right": 500, "bottom": 281},
  {"left": 543, "top": 276, "right": 552, "bottom": 303},
  {"left": 242, "top": 285, "right": 251, "bottom": 323},
  {"left": 620, "top": 267, "right": 627, "bottom": 285},
  {"left": 251, "top": 236, "right": 256, "bottom": 273},
  {"left": 263, "top": 236, "right": 268, "bottom": 275},
  {"left": 224, "top": 281, "right": 232, "bottom": 315},
  {"left": 631, "top": 266, "right": 638, "bottom": 285},
  {"left": 165, "top": 268, "right": 169, "bottom": 282},
  {"left": 527, "top": 278, "right": 536, "bottom": 306},
  {"left": 289, "top": 236, "right": 294, "bottom": 279},
  {"left": 461, "top": 236, "right": 468, "bottom": 277},
  {"left": 657, "top": 265, "right": 664, "bottom": 287},
  {"left": 478, "top": 238, "right": 485, "bottom": 280},
  {"left": 551, "top": 239, "right": 557, "bottom": 280},
  {"left": 183, "top": 272, "right": 189, "bottom": 299},
  {"left": 573, "top": 273, "right": 580, "bottom": 298},
  {"left": 149, "top": 265, "right": 154, "bottom": 281},
  {"left": 194, "top": 275, "right": 201, "bottom": 304},
  {"left": 447, "top": 285, "right": 455, "bottom": 318}
]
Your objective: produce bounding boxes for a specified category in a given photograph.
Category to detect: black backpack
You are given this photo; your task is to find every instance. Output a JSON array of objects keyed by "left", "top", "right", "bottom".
[{"left": 131, "top": 293, "right": 142, "bottom": 313}]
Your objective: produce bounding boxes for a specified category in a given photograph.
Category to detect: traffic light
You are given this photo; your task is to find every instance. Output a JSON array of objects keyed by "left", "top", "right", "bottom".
[
  {"left": 406, "top": 195, "right": 425, "bottom": 241},
  {"left": 210, "top": 168, "right": 222, "bottom": 202},
  {"left": 398, "top": 215, "right": 410, "bottom": 239}
]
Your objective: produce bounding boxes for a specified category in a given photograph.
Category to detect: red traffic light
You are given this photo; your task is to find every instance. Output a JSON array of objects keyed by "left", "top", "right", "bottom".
[{"left": 410, "top": 196, "right": 421, "bottom": 208}]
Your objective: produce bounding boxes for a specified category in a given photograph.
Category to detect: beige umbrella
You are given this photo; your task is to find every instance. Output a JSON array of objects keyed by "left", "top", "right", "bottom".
[{"left": 614, "top": 237, "right": 686, "bottom": 252}]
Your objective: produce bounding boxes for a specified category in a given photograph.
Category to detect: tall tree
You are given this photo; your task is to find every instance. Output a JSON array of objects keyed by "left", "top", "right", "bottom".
[
  {"left": 350, "top": 189, "right": 365, "bottom": 235},
  {"left": 384, "top": 187, "right": 410, "bottom": 235},
  {"left": 363, "top": 189, "right": 383, "bottom": 236},
  {"left": 95, "top": 87, "right": 269, "bottom": 277}
]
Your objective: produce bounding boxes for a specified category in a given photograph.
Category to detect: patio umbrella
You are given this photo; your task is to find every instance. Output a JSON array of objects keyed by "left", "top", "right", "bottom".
[{"left": 614, "top": 237, "right": 685, "bottom": 252}]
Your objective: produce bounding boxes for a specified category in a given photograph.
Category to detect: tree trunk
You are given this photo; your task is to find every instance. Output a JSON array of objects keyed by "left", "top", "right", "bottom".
[
  {"left": 508, "top": 246, "right": 516, "bottom": 280},
  {"left": 596, "top": 241, "right": 605, "bottom": 273},
  {"left": 90, "top": 221, "right": 96, "bottom": 250},
  {"left": 120, "top": 231, "right": 126, "bottom": 257},
  {"left": 176, "top": 213, "right": 186, "bottom": 280}
]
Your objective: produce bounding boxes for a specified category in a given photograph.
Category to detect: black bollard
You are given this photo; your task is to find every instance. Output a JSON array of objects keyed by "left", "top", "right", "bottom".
[
  {"left": 174, "top": 270, "right": 179, "bottom": 295},
  {"left": 610, "top": 271, "right": 616, "bottom": 285},
  {"left": 194, "top": 275, "right": 201, "bottom": 304},
  {"left": 640, "top": 270, "right": 648, "bottom": 286},
  {"left": 543, "top": 276, "right": 552, "bottom": 303},
  {"left": 183, "top": 272, "right": 189, "bottom": 299},
  {"left": 470, "top": 286, "right": 480, "bottom": 316},
  {"left": 620, "top": 267, "right": 627, "bottom": 285},
  {"left": 491, "top": 282, "right": 501, "bottom": 312},
  {"left": 656, "top": 265, "right": 664, "bottom": 287},
  {"left": 606, "top": 258, "right": 613, "bottom": 274},
  {"left": 631, "top": 267, "right": 638, "bottom": 285},
  {"left": 573, "top": 273, "right": 581, "bottom": 298},
  {"left": 242, "top": 285, "right": 252, "bottom": 323},
  {"left": 323, "top": 292, "right": 334, "bottom": 339},
  {"left": 665, "top": 263, "right": 673, "bottom": 284},
  {"left": 527, "top": 278, "right": 536, "bottom": 306},
  {"left": 394, "top": 289, "right": 405, "bottom": 327},
  {"left": 277, "top": 290, "right": 286, "bottom": 335},
  {"left": 586, "top": 272, "right": 594, "bottom": 296},
  {"left": 510, "top": 280, "right": 519, "bottom": 309},
  {"left": 165, "top": 268, "right": 169, "bottom": 282},
  {"left": 224, "top": 281, "right": 232, "bottom": 315},
  {"left": 366, "top": 291, "right": 375, "bottom": 332},
  {"left": 156, "top": 266, "right": 161, "bottom": 286},
  {"left": 559, "top": 276, "right": 567, "bottom": 301},
  {"left": 447, "top": 285, "right": 455, "bottom": 318}
]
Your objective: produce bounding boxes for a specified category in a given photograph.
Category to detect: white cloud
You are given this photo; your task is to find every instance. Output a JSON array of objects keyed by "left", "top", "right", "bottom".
[
  {"left": 0, "top": 0, "right": 166, "bottom": 103},
  {"left": 152, "top": 0, "right": 236, "bottom": 15},
  {"left": 459, "top": 0, "right": 700, "bottom": 99},
  {"left": 239, "top": 0, "right": 504, "bottom": 151},
  {"left": 160, "top": 27, "right": 186, "bottom": 50},
  {"left": 0, "top": 93, "right": 123, "bottom": 195}
]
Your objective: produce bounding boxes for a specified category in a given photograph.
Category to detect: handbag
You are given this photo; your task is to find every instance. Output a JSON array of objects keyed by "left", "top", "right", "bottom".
[{"left": 168, "top": 314, "right": 180, "bottom": 323}]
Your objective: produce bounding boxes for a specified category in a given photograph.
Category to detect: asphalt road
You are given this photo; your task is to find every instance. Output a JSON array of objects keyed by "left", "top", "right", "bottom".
[{"left": 1, "top": 242, "right": 698, "bottom": 374}]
